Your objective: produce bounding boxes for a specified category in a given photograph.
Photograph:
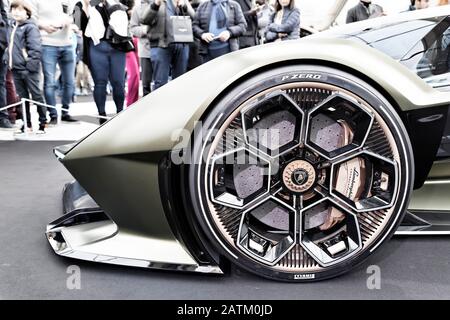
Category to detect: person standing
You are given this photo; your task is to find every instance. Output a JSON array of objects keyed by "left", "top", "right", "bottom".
[
  {"left": 408, "top": 0, "right": 430, "bottom": 11},
  {"left": 193, "top": 0, "right": 247, "bottom": 63},
  {"left": 255, "top": 0, "right": 274, "bottom": 44},
  {"left": 264, "top": 0, "right": 299, "bottom": 43},
  {"left": 3, "top": 0, "right": 20, "bottom": 125},
  {"left": 0, "top": 0, "right": 14, "bottom": 129},
  {"left": 186, "top": 0, "right": 202, "bottom": 71},
  {"left": 346, "top": 0, "right": 383, "bottom": 24},
  {"left": 126, "top": 36, "right": 139, "bottom": 106},
  {"left": 78, "top": 0, "right": 130, "bottom": 124},
  {"left": 9, "top": 0, "right": 46, "bottom": 133},
  {"left": 141, "top": 0, "right": 195, "bottom": 90},
  {"left": 122, "top": 0, "right": 139, "bottom": 106},
  {"left": 130, "top": 0, "right": 152, "bottom": 96},
  {"left": 235, "top": 0, "right": 259, "bottom": 49},
  {"left": 28, "top": 0, "right": 78, "bottom": 123}
]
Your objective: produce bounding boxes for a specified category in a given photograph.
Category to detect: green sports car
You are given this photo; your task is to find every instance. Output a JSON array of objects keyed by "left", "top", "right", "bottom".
[{"left": 46, "top": 6, "right": 450, "bottom": 281}]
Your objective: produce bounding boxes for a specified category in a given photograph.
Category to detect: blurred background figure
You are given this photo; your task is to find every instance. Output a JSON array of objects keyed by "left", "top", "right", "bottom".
[
  {"left": 130, "top": 0, "right": 153, "bottom": 96},
  {"left": 235, "top": 0, "right": 259, "bottom": 49},
  {"left": 28, "top": 0, "right": 78, "bottom": 124},
  {"left": 141, "top": 0, "right": 195, "bottom": 90},
  {"left": 75, "top": 60, "right": 93, "bottom": 96},
  {"left": 255, "top": 0, "right": 274, "bottom": 44},
  {"left": 408, "top": 0, "right": 430, "bottom": 10},
  {"left": 0, "top": 0, "right": 19, "bottom": 126},
  {"left": 346, "top": 0, "right": 383, "bottom": 23},
  {"left": 122, "top": 0, "right": 139, "bottom": 107},
  {"left": 439, "top": 0, "right": 449, "bottom": 5},
  {"left": 193, "top": 0, "right": 246, "bottom": 63},
  {"left": 9, "top": 0, "right": 47, "bottom": 133},
  {"left": 264, "top": 0, "right": 300, "bottom": 43},
  {"left": 187, "top": 0, "right": 202, "bottom": 71},
  {"left": 0, "top": 0, "right": 14, "bottom": 129},
  {"left": 126, "top": 37, "right": 139, "bottom": 106}
]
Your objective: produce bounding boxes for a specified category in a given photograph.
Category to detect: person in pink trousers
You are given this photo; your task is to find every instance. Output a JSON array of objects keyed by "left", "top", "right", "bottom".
[{"left": 126, "top": 37, "right": 140, "bottom": 107}]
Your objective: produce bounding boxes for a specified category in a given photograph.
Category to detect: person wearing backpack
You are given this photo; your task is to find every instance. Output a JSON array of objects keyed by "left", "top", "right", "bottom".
[
  {"left": 140, "top": 0, "right": 195, "bottom": 90},
  {"left": 79, "top": 0, "right": 133, "bottom": 124}
]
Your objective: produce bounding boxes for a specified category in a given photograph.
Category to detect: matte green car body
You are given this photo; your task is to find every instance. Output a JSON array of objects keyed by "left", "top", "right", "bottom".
[{"left": 47, "top": 33, "right": 450, "bottom": 271}]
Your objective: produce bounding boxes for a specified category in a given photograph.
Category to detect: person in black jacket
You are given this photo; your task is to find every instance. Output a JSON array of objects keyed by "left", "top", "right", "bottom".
[
  {"left": 9, "top": 0, "right": 46, "bottom": 133},
  {"left": 346, "top": 0, "right": 383, "bottom": 24},
  {"left": 140, "top": 0, "right": 195, "bottom": 90},
  {"left": 193, "top": 0, "right": 246, "bottom": 63},
  {"left": 0, "top": 0, "right": 14, "bottom": 129},
  {"left": 235, "top": 0, "right": 258, "bottom": 49}
]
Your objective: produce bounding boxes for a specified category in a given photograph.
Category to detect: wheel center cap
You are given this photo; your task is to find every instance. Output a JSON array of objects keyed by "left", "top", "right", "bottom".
[
  {"left": 292, "top": 169, "right": 308, "bottom": 185},
  {"left": 283, "top": 160, "right": 316, "bottom": 193}
]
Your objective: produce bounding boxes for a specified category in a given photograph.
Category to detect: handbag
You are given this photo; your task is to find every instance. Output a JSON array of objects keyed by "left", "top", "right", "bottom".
[{"left": 166, "top": 15, "right": 194, "bottom": 44}]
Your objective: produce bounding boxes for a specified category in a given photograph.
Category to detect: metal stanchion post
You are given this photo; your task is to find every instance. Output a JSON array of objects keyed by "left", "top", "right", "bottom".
[{"left": 21, "top": 99, "right": 28, "bottom": 138}]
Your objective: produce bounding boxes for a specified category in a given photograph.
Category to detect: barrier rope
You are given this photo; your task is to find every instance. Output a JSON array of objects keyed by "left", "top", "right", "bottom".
[{"left": 0, "top": 98, "right": 112, "bottom": 137}]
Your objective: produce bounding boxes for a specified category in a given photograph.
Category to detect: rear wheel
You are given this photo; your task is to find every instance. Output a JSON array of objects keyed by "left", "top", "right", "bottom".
[{"left": 188, "top": 65, "right": 414, "bottom": 282}]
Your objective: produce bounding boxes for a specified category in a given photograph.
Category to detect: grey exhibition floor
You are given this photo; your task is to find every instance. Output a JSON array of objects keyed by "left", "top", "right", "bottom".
[{"left": 1, "top": 140, "right": 450, "bottom": 300}]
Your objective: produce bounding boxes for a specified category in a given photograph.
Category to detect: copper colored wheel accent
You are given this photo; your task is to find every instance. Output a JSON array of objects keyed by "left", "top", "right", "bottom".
[
  {"left": 282, "top": 160, "right": 316, "bottom": 193},
  {"left": 201, "top": 76, "right": 405, "bottom": 276}
]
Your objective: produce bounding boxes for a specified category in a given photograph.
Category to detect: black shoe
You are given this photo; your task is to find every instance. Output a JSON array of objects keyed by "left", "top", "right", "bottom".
[
  {"left": 0, "top": 118, "right": 14, "bottom": 129},
  {"left": 48, "top": 117, "right": 58, "bottom": 126},
  {"left": 19, "top": 124, "right": 32, "bottom": 133},
  {"left": 99, "top": 113, "right": 107, "bottom": 125},
  {"left": 37, "top": 123, "right": 46, "bottom": 134},
  {"left": 61, "top": 115, "right": 78, "bottom": 123}
]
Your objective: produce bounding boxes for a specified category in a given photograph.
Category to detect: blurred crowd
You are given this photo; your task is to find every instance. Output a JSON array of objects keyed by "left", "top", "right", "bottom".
[{"left": 0, "top": 0, "right": 447, "bottom": 133}]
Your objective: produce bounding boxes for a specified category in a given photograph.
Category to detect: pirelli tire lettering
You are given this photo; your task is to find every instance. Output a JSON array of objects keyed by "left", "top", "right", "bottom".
[{"left": 281, "top": 73, "right": 323, "bottom": 81}]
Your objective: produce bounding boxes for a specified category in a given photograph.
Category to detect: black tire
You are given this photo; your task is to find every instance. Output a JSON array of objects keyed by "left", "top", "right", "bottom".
[{"left": 188, "top": 65, "right": 414, "bottom": 282}]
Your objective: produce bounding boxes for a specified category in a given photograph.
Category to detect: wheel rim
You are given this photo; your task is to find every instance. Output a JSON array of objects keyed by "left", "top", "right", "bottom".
[{"left": 200, "top": 82, "right": 402, "bottom": 274}]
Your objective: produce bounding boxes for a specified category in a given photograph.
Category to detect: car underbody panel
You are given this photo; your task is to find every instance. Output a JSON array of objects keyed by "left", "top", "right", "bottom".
[{"left": 46, "top": 181, "right": 224, "bottom": 274}]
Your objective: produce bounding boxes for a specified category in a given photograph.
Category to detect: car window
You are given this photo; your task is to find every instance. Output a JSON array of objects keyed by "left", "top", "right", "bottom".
[
  {"left": 401, "top": 16, "right": 450, "bottom": 92},
  {"left": 366, "top": 20, "right": 438, "bottom": 60}
]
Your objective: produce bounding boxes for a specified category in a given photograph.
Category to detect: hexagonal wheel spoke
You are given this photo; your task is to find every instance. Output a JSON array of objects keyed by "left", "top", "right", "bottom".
[
  {"left": 237, "top": 197, "right": 297, "bottom": 265},
  {"left": 300, "top": 198, "right": 362, "bottom": 266},
  {"left": 330, "top": 151, "right": 398, "bottom": 213},
  {"left": 306, "top": 93, "right": 374, "bottom": 160},
  {"left": 241, "top": 92, "right": 304, "bottom": 158},
  {"left": 209, "top": 148, "right": 272, "bottom": 209}
]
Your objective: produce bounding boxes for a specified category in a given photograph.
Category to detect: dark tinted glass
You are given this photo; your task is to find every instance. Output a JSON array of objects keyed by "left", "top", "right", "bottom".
[
  {"left": 348, "top": 19, "right": 439, "bottom": 60},
  {"left": 401, "top": 16, "right": 450, "bottom": 91}
]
